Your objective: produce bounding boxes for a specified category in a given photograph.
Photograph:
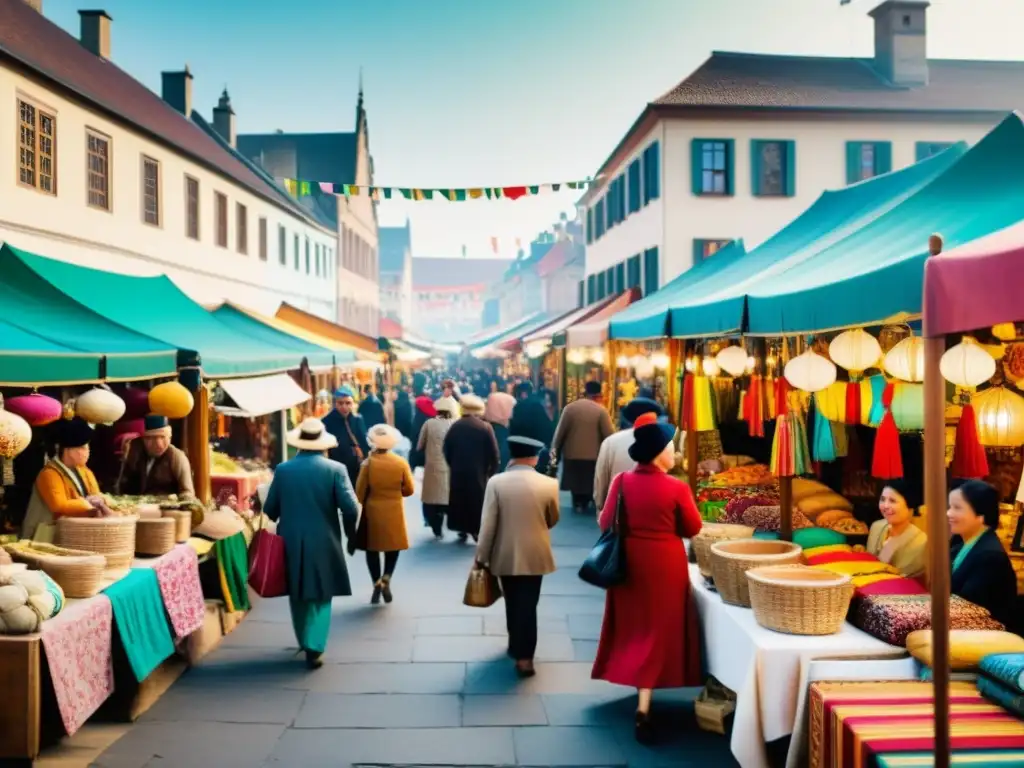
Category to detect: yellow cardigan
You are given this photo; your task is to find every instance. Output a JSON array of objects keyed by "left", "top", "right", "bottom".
[{"left": 35, "top": 463, "right": 101, "bottom": 519}]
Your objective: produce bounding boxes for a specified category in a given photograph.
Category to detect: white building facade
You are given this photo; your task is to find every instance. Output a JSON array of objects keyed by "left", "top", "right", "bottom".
[
  {"left": 581, "top": 0, "right": 1018, "bottom": 302},
  {"left": 0, "top": 2, "right": 338, "bottom": 319}
]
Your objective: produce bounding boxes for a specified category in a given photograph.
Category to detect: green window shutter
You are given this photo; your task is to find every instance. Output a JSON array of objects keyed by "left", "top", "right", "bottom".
[
  {"left": 875, "top": 142, "right": 892, "bottom": 175},
  {"left": 784, "top": 140, "right": 796, "bottom": 197},
  {"left": 845, "top": 142, "right": 862, "bottom": 185},
  {"left": 649, "top": 142, "right": 660, "bottom": 201},
  {"left": 915, "top": 142, "right": 930, "bottom": 162},
  {"left": 690, "top": 139, "right": 703, "bottom": 195},
  {"left": 693, "top": 239, "right": 705, "bottom": 265},
  {"left": 724, "top": 139, "right": 736, "bottom": 195},
  {"left": 750, "top": 141, "right": 763, "bottom": 196}
]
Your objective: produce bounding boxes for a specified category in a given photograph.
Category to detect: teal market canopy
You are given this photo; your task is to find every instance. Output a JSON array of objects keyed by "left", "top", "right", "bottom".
[{"left": 210, "top": 303, "right": 338, "bottom": 370}]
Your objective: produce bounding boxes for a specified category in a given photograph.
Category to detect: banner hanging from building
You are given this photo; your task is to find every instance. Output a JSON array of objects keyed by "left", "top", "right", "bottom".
[{"left": 279, "top": 178, "right": 594, "bottom": 201}]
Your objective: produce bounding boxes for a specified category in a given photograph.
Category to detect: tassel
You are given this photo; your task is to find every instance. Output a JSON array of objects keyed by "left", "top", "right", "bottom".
[
  {"left": 871, "top": 382, "right": 903, "bottom": 479},
  {"left": 747, "top": 377, "right": 765, "bottom": 438},
  {"left": 1, "top": 457, "right": 13, "bottom": 486},
  {"left": 845, "top": 378, "right": 861, "bottom": 425},
  {"left": 695, "top": 377, "right": 716, "bottom": 432},
  {"left": 771, "top": 415, "right": 793, "bottom": 476},
  {"left": 951, "top": 402, "right": 989, "bottom": 479},
  {"left": 793, "top": 412, "right": 811, "bottom": 475},
  {"left": 812, "top": 407, "right": 837, "bottom": 463},
  {"left": 775, "top": 376, "right": 790, "bottom": 417},
  {"left": 832, "top": 422, "right": 849, "bottom": 458},
  {"left": 867, "top": 375, "right": 887, "bottom": 427}
]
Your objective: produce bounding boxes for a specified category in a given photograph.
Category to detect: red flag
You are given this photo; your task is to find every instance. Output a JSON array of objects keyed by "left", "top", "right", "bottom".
[{"left": 503, "top": 186, "right": 527, "bottom": 200}]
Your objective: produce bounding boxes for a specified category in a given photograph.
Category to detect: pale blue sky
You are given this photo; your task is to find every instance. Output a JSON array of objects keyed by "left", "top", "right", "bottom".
[{"left": 43, "top": 0, "right": 1024, "bottom": 259}]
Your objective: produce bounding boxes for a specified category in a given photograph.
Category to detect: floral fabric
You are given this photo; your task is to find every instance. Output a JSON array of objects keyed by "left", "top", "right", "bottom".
[{"left": 148, "top": 544, "right": 205, "bottom": 639}]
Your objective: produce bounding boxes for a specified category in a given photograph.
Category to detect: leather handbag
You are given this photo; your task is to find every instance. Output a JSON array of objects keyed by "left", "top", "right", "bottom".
[
  {"left": 247, "top": 515, "right": 287, "bottom": 598},
  {"left": 463, "top": 564, "right": 502, "bottom": 608},
  {"left": 578, "top": 484, "right": 627, "bottom": 589}
]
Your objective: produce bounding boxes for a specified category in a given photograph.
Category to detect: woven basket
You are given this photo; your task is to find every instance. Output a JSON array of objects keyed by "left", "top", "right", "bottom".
[
  {"left": 162, "top": 509, "right": 192, "bottom": 543},
  {"left": 136, "top": 517, "right": 176, "bottom": 556},
  {"left": 746, "top": 565, "right": 853, "bottom": 635},
  {"left": 56, "top": 515, "right": 137, "bottom": 569},
  {"left": 709, "top": 538, "right": 803, "bottom": 607},
  {"left": 692, "top": 524, "right": 755, "bottom": 578},
  {"left": 4, "top": 541, "right": 106, "bottom": 598}
]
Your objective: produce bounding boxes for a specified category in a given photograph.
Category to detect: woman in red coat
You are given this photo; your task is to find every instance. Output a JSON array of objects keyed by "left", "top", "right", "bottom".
[{"left": 591, "top": 412, "right": 703, "bottom": 743}]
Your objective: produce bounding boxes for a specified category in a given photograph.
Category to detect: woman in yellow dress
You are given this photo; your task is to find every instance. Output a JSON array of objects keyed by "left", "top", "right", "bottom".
[{"left": 865, "top": 479, "right": 927, "bottom": 578}]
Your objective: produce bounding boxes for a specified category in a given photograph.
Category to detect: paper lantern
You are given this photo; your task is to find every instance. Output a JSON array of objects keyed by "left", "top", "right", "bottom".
[
  {"left": 701, "top": 356, "right": 720, "bottom": 377},
  {"left": 148, "top": 381, "right": 195, "bottom": 420},
  {"left": 566, "top": 349, "right": 586, "bottom": 366},
  {"left": 121, "top": 387, "right": 152, "bottom": 420},
  {"left": 939, "top": 339, "right": 996, "bottom": 388},
  {"left": 616, "top": 355, "right": 630, "bottom": 369},
  {"left": 829, "top": 329, "right": 882, "bottom": 373},
  {"left": 4, "top": 394, "right": 63, "bottom": 427},
  {"left": 883, "top": 336, "right": 924, "bottom": 383},
  {"left": 973, "top": 385, "right": 1024, "bottom": 447},
  {"left": 651, "top": 352, "right": 670, "bottom": 370},
  {"left": 75, "top": 388, "right": 126, "bottom": 425},
  {"left": 524, "top": 341, "right": 549, "bottom": 360},
  {"left": 634, "top": 357, "right": 655, "bottom": 378},
  {"left": 589, "top": 348, "right": 605, "bottom": 365},
  {"left": 784, "top": 350, "right": 837, "bottom": 393},
  {"left": 0, "top": 408, "right": 32, "bottom": 459},
  {"left": 891, "top": 383, "right": 924, "bottom": 432},
  {"left": 716, "top": 345, "right": 749, "bottom": 377}
]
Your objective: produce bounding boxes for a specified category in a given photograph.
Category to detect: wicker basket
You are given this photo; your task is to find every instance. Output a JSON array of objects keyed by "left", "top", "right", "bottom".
[
  {"left": 709, "top": 538, "right": 803, "bottom": 607},
  {"left": 56, "top": 515, "right": 137, "bottom": 569},
  {"left": 692, "top": 524, "right": 755, "bottom": 577},
  {"left": 746, "top": 565, "right": 853, "bottom": 635},
  {"left": 3, "top": 541, "right": 106, "bottom": 598},
  {"left": 162, "top": 509, "right": 192, "bottom": 543},
  {"left": 136, "top": 517, "right": 176, "bottom": 556}
]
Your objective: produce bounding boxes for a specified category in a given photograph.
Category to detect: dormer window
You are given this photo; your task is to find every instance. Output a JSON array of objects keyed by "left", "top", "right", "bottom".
[{"left": 902, "top": 14, "right": 911, "bottom": 26}]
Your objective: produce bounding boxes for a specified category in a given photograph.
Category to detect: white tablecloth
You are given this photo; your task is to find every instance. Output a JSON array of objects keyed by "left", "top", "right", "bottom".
[{"left": 689, "top": 564, "right": 909, "bottom": 768}]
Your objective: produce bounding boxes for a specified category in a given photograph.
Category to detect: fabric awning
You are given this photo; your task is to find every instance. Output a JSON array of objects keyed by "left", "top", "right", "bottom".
[
  {"left": 562, "top": 290, "right": 640, "bottom": 348},
  {"left": 216, "top": 373, "right": 311, "bottom": 418},
  {"left": 0, "top": 319, "right": 103, "bottom": 386},
  {"left": 211, "top": 303, "right": 341, "bottom": 369},
  {"left": 469, "top": 312, "right": 548, "bottom": 358},
  {"left": 275, "top": 302, "right": 382, "bottom": 356},
  {"left": 523, "top": 303, "right": 605, "bottom": 345}
]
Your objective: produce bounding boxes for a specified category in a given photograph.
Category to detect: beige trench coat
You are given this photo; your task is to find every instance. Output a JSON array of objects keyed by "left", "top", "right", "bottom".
[{"left": 417, "top": 416, "right": 454, "bottom": 505}]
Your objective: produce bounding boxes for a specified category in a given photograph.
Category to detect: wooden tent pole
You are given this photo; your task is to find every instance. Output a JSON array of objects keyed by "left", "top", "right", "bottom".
[{"left": 687, "top": 342, "right": 700, "bottom": 495}]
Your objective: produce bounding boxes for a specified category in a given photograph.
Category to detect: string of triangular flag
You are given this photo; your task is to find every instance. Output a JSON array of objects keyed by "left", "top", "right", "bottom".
[{"left": 279, "top": 178, "right": 595, "bottom": 201}]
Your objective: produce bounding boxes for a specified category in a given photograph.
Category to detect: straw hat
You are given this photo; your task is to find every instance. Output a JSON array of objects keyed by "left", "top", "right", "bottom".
[
  {"left": 460, "top": 394, "right": 486, "bottom": 416},
  {"left": 287, "top": 418, "right": 338, "bottom": 451},
  {"left": 367, "top": 423, "right": 401, "bottom": 451}
]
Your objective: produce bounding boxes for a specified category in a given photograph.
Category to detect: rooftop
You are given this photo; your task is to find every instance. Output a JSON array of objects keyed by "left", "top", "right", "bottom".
[
  {"left": 379, "top": 223, "right": 412, "bottom": 274},
  {"left": 412, "top": 257, "right": 512, "bottom": 290}
]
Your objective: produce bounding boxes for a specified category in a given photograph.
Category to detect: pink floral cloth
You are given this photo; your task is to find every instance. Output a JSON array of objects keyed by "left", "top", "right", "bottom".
[
  {"left": 149, "top": 545, "right": 205, "bottom": 639},
  {"left": 40, "top": 596, "right": 115, "bottom": 737}
]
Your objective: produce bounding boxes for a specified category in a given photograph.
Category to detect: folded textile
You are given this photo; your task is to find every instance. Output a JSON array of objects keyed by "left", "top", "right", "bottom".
[
  {"left": 875, "top": 751, "right": 1024, "bottom": 767},
  {"left": 103, "top": 568, "right": 175, "bottom": 682},
  {"left": 854, "top": 594, "right": 1004, "bottom": 646},
  {"left": 977, "top": 674, "right": 1024, "bottom": 718},
  {"left": 979, "top": 652, "right": 1024, "bottom": 696},
  {"left": 214, "top": 532, "right": 251, "bottom": 613},
  {"left": 149, "top": 545, "right": 205, "bottom": 639}
]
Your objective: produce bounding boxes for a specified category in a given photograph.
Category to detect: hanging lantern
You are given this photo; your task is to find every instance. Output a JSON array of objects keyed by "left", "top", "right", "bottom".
[
  {"left": 829, "top": 329, "right": 882, "bottom": 373},
  {"left": 566, "top": 349, "right": 586, "bottom": 366},
  {"left": 883, "top": 336, "right": 924, "bottom": 382},
  {"left": 940, "top": 339, "right": 996, "bottom": 388},
  {"left": 993, "top": 323, "right": 1017, "bottom": 342},
  {"left": 149, "top": 381, "right": 195, "bottom": 420},
  {"left": 716, "top": 345, "right": 749, "bottom": 377},
  {"left": 651, "top": 352, "right": 670, "bottom": 370},
  {"left": 701, "top": 356, "right": 720, "bottom": 377},
  {"left": 4, "top": 394, "right": 62, "bottom": 427},
  {"left": 890, "top": 383, "right": 925, "bottom": 432},
  {"left": 634, "top": 357, "right": 655, "bottom": 378},
  {"left": 524, "top": 341, "right": 549, "bottom": 360},
  {"left": 589, "top": 348, "right": 605, "bottom": 365},
  {"left": 684, "top": 357, "right": 696, "bottom": 373},
  {"left": 973, "top": 385, "right": 1024, "bottom": 447},
  {"left": 75, "top": 388, "right": 127, "bottom": 425},
  {"left": 0, "top": 408, "right": 32, "bottom": 460},
  {"left": 616, "top": 354, "right": 630, "bottom": 369},
  {"left": 784, "top": 350, "right": 837, "bottom": 393}
]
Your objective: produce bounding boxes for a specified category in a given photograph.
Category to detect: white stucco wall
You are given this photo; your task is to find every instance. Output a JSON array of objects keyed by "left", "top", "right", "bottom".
[
  {"left": 584, "top": 113, "right": 995, "bottom": 289},
  {"left": 0, "top": 66, "right": 337, "bottom": 319},
  {"left": 335, "top": 123, "right": 380, "bottom": 336}
]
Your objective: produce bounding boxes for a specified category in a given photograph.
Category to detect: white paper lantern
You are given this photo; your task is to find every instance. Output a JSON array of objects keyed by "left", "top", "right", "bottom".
[
  {"left": 566, "top": 349, "right": 586, "bottom": 365},
  {"left": 784, "top": 350, "right": 837, "bottom": 393},
  {"left": 939, "top": 339, "right": 996, "bottom": 388},
  {"left": 829, "top": 329, "right": 881, "bottom": 373},
  {"left": 883, "top": 336, "right": 925, "bottom": 383},
  {"left": 75, "top": 388, "right": 126, "bottom": 425},
  {"left": 701, "top": 356, "right": 720, "bottom": 377},
  {"left": 651, "top": 352, "right": 670, "bottom": 370},
  {"left": 0, "top": 408, "right": 32, "bottom": 460},
  {"left": 524, "top": 341, "right": 550, "bottom": 360},
  {"left": 716, "top": 345, "right": 749, "bottom": 377},
  {"left": 589, "top": 348, "right": 605, "bottom": 365},
  {"left": 973, "top": 385, "right": 1024, "bottom": 447},
  {"left": 634, "top": 358, "right": 655, "bottom": 378},
  {"left": 616, "top": 354, "right": 630, "bottom": 369}
]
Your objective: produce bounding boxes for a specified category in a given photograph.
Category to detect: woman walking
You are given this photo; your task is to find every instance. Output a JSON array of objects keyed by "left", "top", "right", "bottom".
[
  {"left": 484, "top": 391, "right": 516, "bottom": 471},
  {"left": 354, "top": 424, "right": 415, "bottom": 604},
  {"left": 591, "top": 413, "right": 703, "bottom": 743},
  {"left": 261, "top": 419, "right": 359, "bottom": 668},
  {"left": 418, "top": 396, "right": 458, "bottom": 538}
]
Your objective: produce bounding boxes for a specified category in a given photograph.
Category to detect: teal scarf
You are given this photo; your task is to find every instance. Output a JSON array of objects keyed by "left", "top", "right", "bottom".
[{"left": 952, "top": 528, "right": 986, "bottom": 573}]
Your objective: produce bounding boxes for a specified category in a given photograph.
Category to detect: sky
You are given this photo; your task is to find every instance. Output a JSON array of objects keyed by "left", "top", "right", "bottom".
[{"left": 43, "top": 0, "right": 1024, "bottom": 260}]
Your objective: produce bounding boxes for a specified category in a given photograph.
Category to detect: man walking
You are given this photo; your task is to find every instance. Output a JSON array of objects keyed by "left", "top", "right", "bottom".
[
  {"left": 443, "top": 395, "right": 500, "bottom": 542},
  {"left": 358, "top": 384, "right": 386, "bottom": 429},
  {"left": 322, "top": 386, "right": 370, "bottom": 485},
  {"left": 508, "top": 381, "right": 555, "bottom": 474},
  {"left": 593, "top": 397, "right": 665, "bottom": 510},
  {"left": 550, "top": 380, "right": 614, "bottom": 515}
]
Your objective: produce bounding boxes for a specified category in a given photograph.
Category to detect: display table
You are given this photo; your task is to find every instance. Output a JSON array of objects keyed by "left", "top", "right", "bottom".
[{"left": 690, "top": 563, "right": 911, "bottom": 768}]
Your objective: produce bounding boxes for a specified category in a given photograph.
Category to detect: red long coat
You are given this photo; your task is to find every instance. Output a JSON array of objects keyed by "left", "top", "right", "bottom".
[{"left": 591, "top": 465, "right": 703, "bottom": 689}]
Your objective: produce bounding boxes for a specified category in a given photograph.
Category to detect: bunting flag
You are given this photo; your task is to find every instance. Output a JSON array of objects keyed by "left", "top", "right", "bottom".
[{"left": 279, "top": 177, "right": 594, "bottom": 202}]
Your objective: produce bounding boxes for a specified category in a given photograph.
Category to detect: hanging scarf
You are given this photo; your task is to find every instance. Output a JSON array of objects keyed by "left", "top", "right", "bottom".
[
  {"left": 871, "top": 382, "right": 903, "bottom": 479},
  {"left": 951, "top": 401, "right": 989, "bottom": 479}
]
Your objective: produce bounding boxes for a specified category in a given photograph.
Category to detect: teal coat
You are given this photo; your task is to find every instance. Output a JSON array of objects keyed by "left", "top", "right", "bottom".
[{"left": 263, "top": 452, "right": 359, "bottom": 602}]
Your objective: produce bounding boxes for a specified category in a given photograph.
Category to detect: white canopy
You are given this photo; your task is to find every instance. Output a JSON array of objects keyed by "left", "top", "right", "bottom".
[{"left": 216, "top": 373, "right": 311, "bottom": 418}]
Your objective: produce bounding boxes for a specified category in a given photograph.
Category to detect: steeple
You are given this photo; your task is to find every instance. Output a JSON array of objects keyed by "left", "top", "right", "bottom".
[{"left": 355, "top": 68, "right": 367, "bottom": 136}]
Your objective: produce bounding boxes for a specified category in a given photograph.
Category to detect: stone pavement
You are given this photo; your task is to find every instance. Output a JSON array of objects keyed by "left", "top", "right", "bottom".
[{"left": 91, "top": 487, "right": 738, "bottom": 768}]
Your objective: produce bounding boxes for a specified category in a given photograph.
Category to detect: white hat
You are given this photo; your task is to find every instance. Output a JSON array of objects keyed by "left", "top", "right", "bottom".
[
  {"left": 460, "top": 394, "right": 486, "bottom": 415},
  {"left": 287, "top": 418, "right": 338, "bottom": 451},
  {"left": 367, "top": 423, "right": 401, "bottom": 451},
  {"left": 434, "top": 396, "right": 459, "bottom": 415}
]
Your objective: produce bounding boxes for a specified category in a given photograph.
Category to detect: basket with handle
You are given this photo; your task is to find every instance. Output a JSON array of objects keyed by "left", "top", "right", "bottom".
[
  {"left": 136, "top": 517, "right": 177, "bottom": 556},
  {"left": 56, "top": 515, "right": 138, "bottom": 569},
  {"left": 3, "top": 541, "right": 106, "bottom": 598},
  {"left": 746, "top": 564, "right": 853, "bottom": 635},
  {"left": 709, "top": 538, "right": 802, "bottom": 607},
  {"left": 692, "top": 523, "right": 754, "bottom": 578}
]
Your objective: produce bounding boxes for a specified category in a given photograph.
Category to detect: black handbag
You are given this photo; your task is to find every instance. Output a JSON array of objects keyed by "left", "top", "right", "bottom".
[{"left": 578, "top": 485, "right": 627, "bottom": 589}]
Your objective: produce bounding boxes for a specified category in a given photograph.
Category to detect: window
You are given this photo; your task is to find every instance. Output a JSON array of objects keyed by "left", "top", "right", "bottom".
[
  {"left": 258, "top": 217, "right": 268, "bottom": 261},
  {"left": 18, "top": 98, "right": 56, "bottom": 194},
  {"left": 615, "top": 262, "right": 626, "bottom": 293},
  {"left": 278, "top": 225, "right": 286, "bottom": 265},
  {"left": 615, "top": 175, "right": 626, "bottom": 223},
  {"left": 915, "top": 141, "right": 955, "bottom": 161},
  {"left": 643, "top": 247, "right": 659, "bottom": 296},
  {"left": 86, "top": 130, "right": 110, "bottom": 210},
  {"left": 577, "top": 280, "right": 585, "bottom": 308},
  {"left": 315, "top": 243, "right": 321, "bottom": 276},
  {"left": 587, "top": 274, "right": 597, "bottom": 304},
  {"left": 294, "top": 233, "right": 300, "bottom": 270},
  {"left": 586, "top": 209, "right": 593, "bottom": 244},
  {"left": 692, "top": 139, "right": 733, "bottom": 195},
  {"left": 596, "top": 271, "right": 607, "bottom": 300},
  {"left": 845, "top": 141, "right": 892, "bottom": 184},
  {"left": 594, "top": 199, "right": 606, "bottom": 239},
  {"left": 141, "top": 155, "right": 161, "bottom": 226},
  {"left": 694, "top": 238, "right": 733, "bottom": 264},
  {"left": 185, "top": 176, "right": 199, "bottom": 240},
  {"left": 642, "top": 141, "right": 660, "bottom": 204},
  {"left": 215, "top": 192, "right": 228, "bottom": 247},
  {"left": 605, "top": 267, "right": 616, "bottom": 296},
  {"left": 627, "top": 158, "right": 641, "bottom": 213},
  {"left": 627, "top": 255, "right": 642, "bottom": 289},
  {"left": 751, "top": 140, "right": 795, "bottom": 197},
  {"left": 236, "top": 202, "right": 248, "bottom": 254},
  {"left": 305, "top": 238, "right": 310, "bottom": 274}
]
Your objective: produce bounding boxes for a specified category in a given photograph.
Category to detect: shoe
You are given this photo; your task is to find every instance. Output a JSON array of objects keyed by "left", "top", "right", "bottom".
[
  {"left": 381, "top": 575, "right": 393, "bottom": 604},
  {"left": 470, "top": 534, "right": 478, "bottom": 543},
  {"left": 634, "top": 710, "right": 654, "bottom": 744},
  {"left": 305, "top": 651, "right": 324, "bottom": 670},
  {"left": 457, "top": 533, "right": 468, "bottom": 543},
  {"left": 371, "top": 580, "right": 383, "bottom": 605},
  {"left": 514, "top": 660, "right": 536, "bottom": 678}
]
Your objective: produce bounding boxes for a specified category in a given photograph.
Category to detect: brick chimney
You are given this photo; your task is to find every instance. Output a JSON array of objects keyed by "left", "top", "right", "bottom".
[
  {"left": 212, "top": 88, "right": 236, "bottom": 148},
  {"left": 79, "top": 10, "right": 112, "bottom": 60},
  {"left": 870, "top": 0, "right": 929, "bottom": 87},
  {"left": 161, "top": 66, "right": 193, "bottom": 117}
]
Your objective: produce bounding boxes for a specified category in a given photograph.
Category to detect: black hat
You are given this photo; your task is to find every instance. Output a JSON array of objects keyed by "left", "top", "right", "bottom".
[
  {"left": 584, "top": 380, "right": 602, "bottom": 397},
  {"left": 58, "top": 417, "right": 94, "bottom": 449},
  {"left": 508, "top": 435, "right": 545, "bottom": 459},
  {"left": 628, "top": 412, "right": 676, "bottom": 464},
  {"left": 621, "top": 397, "right": 664, "bottom": 425},
  {"left": 952, "top": 478, "right": 1000, "bottom": 528}
]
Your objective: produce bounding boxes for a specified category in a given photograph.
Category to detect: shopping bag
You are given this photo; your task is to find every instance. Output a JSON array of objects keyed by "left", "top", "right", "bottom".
[
  {"left": 578, "top": 487, "right": 627, "bottom": 589},
  {"left": 247, "top": 522, "right": 287, "bottom": 598},
  {"left": 463, "top": 565, "right": 501, "bottom": 608}
]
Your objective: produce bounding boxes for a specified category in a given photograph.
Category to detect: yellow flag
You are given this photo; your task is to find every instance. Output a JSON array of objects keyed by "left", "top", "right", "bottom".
[
  {"left": 468, "top": 188, "right": 484, "bottom": 199},
  {"left": 413, "top": 189, "right": 425, "bottom": 201}
]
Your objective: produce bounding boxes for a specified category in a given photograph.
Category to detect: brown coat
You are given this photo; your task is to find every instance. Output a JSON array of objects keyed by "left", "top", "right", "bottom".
[
  {"left": 552, "top": 398, "right": 614, "bottom": 461},
  {"left": 118, "top": 441, "right": 195, "bottom": 499},
  {"left": 355, "top": 450, "right": 415, "bottom": 552},
  {"left": 476, "top": 465, "right": 559, "bottom": 576}
]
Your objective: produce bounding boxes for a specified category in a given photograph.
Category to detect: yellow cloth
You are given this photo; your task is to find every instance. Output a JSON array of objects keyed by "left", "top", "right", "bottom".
[
  {"left": 187, "top": 537, "right": 215, "bottom": 556},
  {"left": 851, "top": 572, "right": 903, "bottom": 587},
  {"left": 803, "top": 543, "right": 852, "bottom": 558},
  {"left": 815, "top": 382, "right": 847, "bottom": 422},
  {"left": 811, "top": 560, "right": 898, "bottom": 577},
  {"left": 906, "top": 629, "right": 1024, "bottom": 670}
]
